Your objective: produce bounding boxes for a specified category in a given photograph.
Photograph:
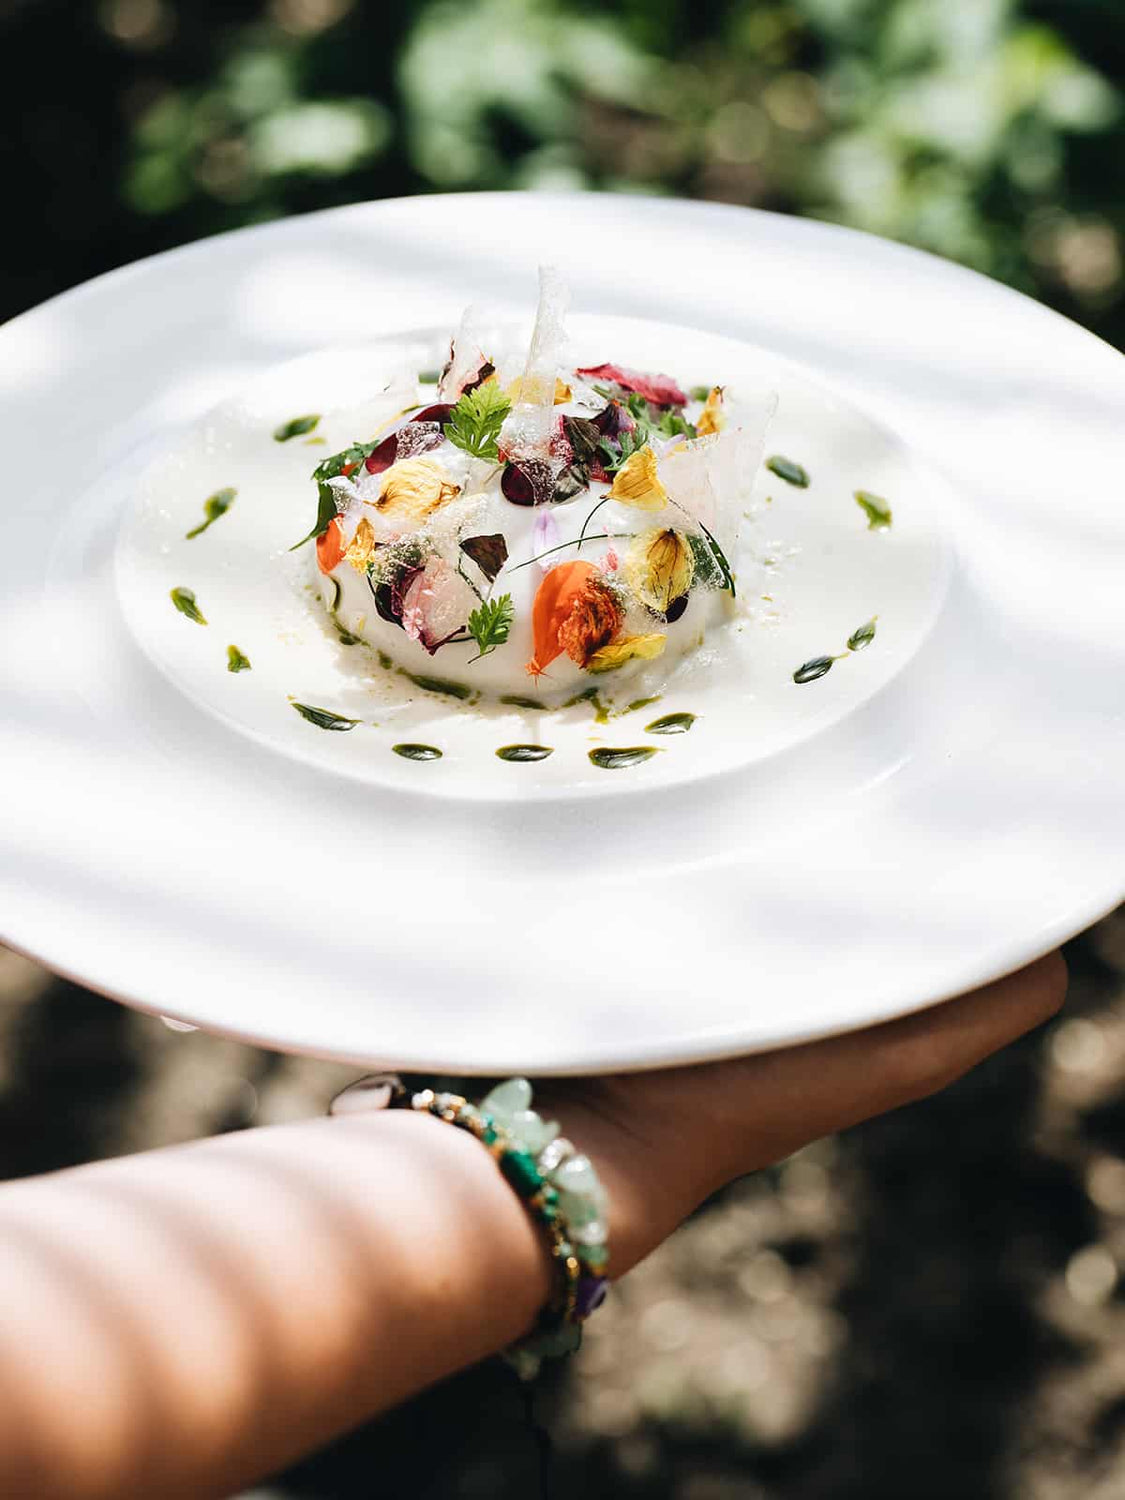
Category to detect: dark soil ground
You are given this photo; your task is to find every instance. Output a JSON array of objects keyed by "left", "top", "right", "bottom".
[{"left": 2, "top": 910, "right": 1123, "bottom": 1499}]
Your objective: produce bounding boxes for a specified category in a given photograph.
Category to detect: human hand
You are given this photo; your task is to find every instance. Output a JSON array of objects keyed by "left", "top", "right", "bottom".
[{"left": 540, "top": 952, "right": 1067, "bottom": 1275}]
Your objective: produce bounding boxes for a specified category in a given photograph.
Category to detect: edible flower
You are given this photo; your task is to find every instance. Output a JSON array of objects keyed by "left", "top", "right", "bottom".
[
  {"left": 587, "top": 633, "right": 667, "bottom": 674},
  {"left": 374, "top": 457, "right": 461, "bottom": 525},
  {"left": 345, "top": 516, "right": 378, "bottom": 573},
  {"left": 527, "top": 560, "right": 624, "bottom": 677},
  {"left": 399, "top": 558, "right": 479, "bottom": 654},
  {"left": 696, "top": 386, "right": 726, "bottom": 436},
  {"left": 317, "top": 517, "right": 345, "bottom": 574},
  {"left": 624, "top": 528, "right": 695, "bottom": 614},
  {"left": 576, "top": 363, "right": 688, "bottom": 408},
  {"left": 607, "top": 447, "right": 667, "bottom": 510}
]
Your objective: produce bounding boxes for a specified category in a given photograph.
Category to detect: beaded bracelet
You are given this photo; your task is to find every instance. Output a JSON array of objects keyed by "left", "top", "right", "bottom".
[{"left": 330, "top": 1074, "right": 610, "bottom": 1378}]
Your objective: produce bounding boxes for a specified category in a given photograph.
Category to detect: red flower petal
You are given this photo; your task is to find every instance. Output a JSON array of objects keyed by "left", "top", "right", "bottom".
[{"left": 576, "top": 363, "right": 688, "bottom": 408}]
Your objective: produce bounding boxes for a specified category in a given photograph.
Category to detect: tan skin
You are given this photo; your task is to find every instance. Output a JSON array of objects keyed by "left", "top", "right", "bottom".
[{"left": 0, "top": 954, "right": 1065, "bottom": 1499}]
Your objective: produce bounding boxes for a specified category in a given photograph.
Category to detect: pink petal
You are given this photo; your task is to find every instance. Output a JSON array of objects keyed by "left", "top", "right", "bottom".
[{"left": 576, "top": 363, "right": 688, "bottom": 408}]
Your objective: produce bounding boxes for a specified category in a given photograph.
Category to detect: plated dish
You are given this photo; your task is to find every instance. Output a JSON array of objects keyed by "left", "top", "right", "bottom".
[
  {"left": 302, "top": 269, "right": 765, "bottom": 703},
  {"left": 117, "top": 283, "right": 947, "bottom": 795},
  {"left": 4, "top": 193, "right": 1122, "bottom": 1073}
]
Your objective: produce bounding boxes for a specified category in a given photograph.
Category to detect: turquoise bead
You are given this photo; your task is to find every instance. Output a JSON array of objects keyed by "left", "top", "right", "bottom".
[{"left": 499, "top": 1149, "right": 543, "bottom": 1198}]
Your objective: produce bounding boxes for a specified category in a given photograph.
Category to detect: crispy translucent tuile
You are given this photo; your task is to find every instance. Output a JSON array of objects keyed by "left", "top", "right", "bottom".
[
  {"left": 507, "top": 375, "right": 572, "bottom": 405},
  {"left": 374, "top": 457, "right": 461, "bottom": 525},
  {"left": 624, "top": 527, "right": 695, "bottom": 613},
  {"left": 607, "top": 446, "right": 668, "bottom": 510},
  {"left": 438, "top": 305, "right": 489, "bottom": 402},
  {"left": 503, "top": 266, "right": 570, "bottom": 462},
  {"left": 696, "top": 386, "right": 726, "bottom": 436},
  {"left": 587, "top": 632, "right": 667, "bottom": 673}
]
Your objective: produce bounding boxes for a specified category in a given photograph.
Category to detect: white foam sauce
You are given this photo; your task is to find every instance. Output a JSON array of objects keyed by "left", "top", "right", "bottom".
[{"left": 115, "top": 316, "right": 952, "bottom": 799}]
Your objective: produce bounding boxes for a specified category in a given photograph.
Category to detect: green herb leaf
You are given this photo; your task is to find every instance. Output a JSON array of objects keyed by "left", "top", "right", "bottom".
[
  {"left": 467, "top": 593, "right": 514, "bottom": 661},
  {"left": 291, "top": 482, "right": 339, "bottom": 552},
  {"left": 312, "top": 442, "right": 370, "bottom": 484},
  {"left": 689, "top": 385, "right": 712, "bottom": 403},
  {"left": 274, "top": 414, "right": 321, "bottom": 442},
  {"left": 443, "top": 382, "right": 511, "bottom": 460},
  {"left": 793, "top": 656, "right": 835, "bottom": 684},
  {"left": 766, "top": 456, "right": 810, "bottom": 488},
  {"left": 656, "top": 409, "right": 696, "bottom": 440},
  {"left": 290, "top": 701, "right": 360, "bottom": 731},
  {"left": 698, "top": 523, "right": 736, "bottom": 598},
  {"left": 185, "top": 487, "right": 236, "bottom": 540},
  {"left": 460, "top": 533, "right": 509, "bottom": 583},
  {"left": 848, "top": 618, "right": 877, "bottom": 652},
  {"left": 170, "top": 587, "right": 207, "bottom": 625},
  {"left": 854, "top": 490, "right": 893, "bottom": 529},
  {"left": 226, "top": 644, "right": 252, "bottom": 673}
]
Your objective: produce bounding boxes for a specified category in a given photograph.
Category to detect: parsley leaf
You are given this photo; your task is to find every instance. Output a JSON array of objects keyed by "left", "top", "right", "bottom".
[
  {"left": 467, "top": 593, "right": 514, "bottom": 661},
  {"left": 443, "top": 383, "right": 511, "bottom": 461}
]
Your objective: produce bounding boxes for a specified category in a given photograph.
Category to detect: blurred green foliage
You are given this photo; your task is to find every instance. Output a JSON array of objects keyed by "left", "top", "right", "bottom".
[{"left": 2, "top": 0, "right": 1123, "bottom": 346}]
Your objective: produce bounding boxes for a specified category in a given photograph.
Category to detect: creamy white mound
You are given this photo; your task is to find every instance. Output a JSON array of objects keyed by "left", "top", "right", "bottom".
[{"left": 307, "top": 272, "right": 772, "bottom": 700}]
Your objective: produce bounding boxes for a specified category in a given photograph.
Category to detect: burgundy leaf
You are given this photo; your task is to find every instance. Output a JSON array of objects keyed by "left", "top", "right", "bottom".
[
  {"left": 593, "top": 401, "right": 636, "bottom": 440},
  {"left": 460, "top": 533, "right": 509, "bottom": 583},
  {"left": 364, "top": 430, "right": 400, "bottom": 475},
  {"left": 563, "top": 416, "right": 602, "bottom": 469},
  {"left": 501, "top": 460, "right": 555, "bottom": 507}
]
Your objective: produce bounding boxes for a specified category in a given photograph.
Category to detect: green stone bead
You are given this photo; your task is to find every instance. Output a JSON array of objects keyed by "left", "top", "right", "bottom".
[
  {"left": 481, "top": 1123, "right": 498, "bottom": 1145},
  {"left": 577, "top": 1243, "right": 610, "bottom": 1270},
  {"left": 557, "top": 1190, "right": 603, "bottom": 1228},
  {"left": 499, "top": 1149, "right": 543, "bottom": 1198},
  {"left": 480, "top": 1077, "right": 532, "bottom": 1126},
  {"left": 506, "top": 1110, "right": 559, "bottom": 1156}
]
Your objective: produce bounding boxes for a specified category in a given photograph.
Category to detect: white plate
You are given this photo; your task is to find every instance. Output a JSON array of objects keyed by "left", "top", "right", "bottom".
[{"left": 1, "top": 193, "right": 1123, "bottom": 1074}]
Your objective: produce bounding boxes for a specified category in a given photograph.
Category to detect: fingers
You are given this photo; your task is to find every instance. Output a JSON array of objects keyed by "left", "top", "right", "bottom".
[
  {"left": 868, "top": 950, "right": 1068, "bottom": 1110},
  {"left": 728, "top": 951, "right": 1068, "bottom": 1169}
]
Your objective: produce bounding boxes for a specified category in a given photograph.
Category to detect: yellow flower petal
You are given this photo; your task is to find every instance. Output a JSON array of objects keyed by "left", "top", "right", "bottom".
[
  {"left": 345, "top": 516, "right": 376, "bottom": 573},
  {"left": 586, "top": 632, "right": 667, "bottom": 674},
  {"left": 624, "top": 527, "right": 695, "bottom": 613},
  {"left": 375, "top": 457, "right": 461, "bottom": 525},
  {"left": 507, "top": 375, "right": 572, "bottom": 405},
  {"left": 696, "top": 386, "right": 726, "bottom": 436},
  {"left": 606, "top": 447, "right": 668, "bottom": 510}
]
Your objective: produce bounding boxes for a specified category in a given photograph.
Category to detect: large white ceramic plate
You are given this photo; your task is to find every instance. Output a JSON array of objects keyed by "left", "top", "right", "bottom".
[{"left": 1, "top": 193, "right": 1122, "bottom": 1074}]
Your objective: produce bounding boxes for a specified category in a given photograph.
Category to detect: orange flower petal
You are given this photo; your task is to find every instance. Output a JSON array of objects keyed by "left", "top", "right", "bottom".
[
  {"left": 316, "top": 517, "right": 345, "bottom": 574},
  {"left": 526, "top": 559, "right": 602, "bottom": 677}
]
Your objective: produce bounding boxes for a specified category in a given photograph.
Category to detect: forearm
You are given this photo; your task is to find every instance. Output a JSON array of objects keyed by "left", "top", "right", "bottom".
[{"left": 0, "top": 1111, "right": 558, "bottom": 1500}]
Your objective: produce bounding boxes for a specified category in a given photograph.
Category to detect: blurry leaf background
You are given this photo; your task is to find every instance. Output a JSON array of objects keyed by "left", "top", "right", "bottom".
[{"left": 1, "top": 0, "right": 1123, "bottom": 347}]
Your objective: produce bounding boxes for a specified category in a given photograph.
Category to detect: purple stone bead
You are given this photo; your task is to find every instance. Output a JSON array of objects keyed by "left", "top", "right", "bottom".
[{"left": 576, "top": 1275, "right": 609, "bottom": 1319}]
